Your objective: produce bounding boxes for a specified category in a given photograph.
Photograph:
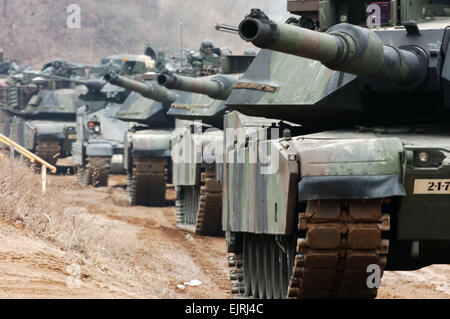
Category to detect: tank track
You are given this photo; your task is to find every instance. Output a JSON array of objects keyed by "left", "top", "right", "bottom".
[
  {"left": 176, "top": 185, "right": 200, "bottom": 232},
  {"left": 127, "top": 157, "right": 167, "bottom": 206},
  {"left": 78, "top": 157, "right": 110, "bottom": 187},
  {"left": 228, "top": 199, "right": 390, "bottom": 299},
  {"left": 196, "top": 166, "right": 223, "bottom": 236},
  {"left": 35, "top": 139, "right": 61, "bottom": 166},
  {"left": 176, "top": 166, "right": 223, "bottom": 236}
]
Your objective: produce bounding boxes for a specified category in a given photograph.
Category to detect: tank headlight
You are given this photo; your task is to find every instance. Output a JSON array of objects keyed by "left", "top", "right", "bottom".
[
  {"left": 88, "top": 121, "right": 101, "bottom": 134},
  {"left": 417, "top": 151, "right": 430, "bottom": 163},
  {"left": 413, "top": 150, "right": 446, "bottom": 168}
]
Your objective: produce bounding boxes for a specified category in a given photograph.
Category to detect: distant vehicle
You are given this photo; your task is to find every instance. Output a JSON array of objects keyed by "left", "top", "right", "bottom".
[
  {"left": 0, "top": 60, "right": 94, "bottom": 164},
  {"left": 72, "top": 51, "right": 158, "bottom": 186}
]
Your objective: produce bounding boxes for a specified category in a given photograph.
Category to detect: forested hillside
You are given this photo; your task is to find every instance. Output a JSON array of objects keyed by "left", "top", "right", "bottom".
[{"left": 0, "top": 0, "right": 286, "bottom": 67}]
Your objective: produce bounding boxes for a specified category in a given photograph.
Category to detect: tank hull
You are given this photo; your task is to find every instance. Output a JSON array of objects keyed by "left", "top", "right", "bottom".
[
  {"left": 124, "top": 128, "right": 173, "bottom": 206},
  {"left": 223, "top": 111, "right": 450, "bottom": 298},
  {"left": 74, "top": 103, "right": 130, "bottom": 186},
  {"left": 0, "top": 109, "right": 76, "bottom": 164},
  {"left": 172, "top": 119, "right": 224, "bottom": 236}
]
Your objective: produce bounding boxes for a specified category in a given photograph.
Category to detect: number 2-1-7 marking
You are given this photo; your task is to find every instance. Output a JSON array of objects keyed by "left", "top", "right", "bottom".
[
  {"left": 414, "top": 179, "right": 450, "bottom": 195},
  {"left": 428, "top": 181, "right": 450, "bottom": 192}
]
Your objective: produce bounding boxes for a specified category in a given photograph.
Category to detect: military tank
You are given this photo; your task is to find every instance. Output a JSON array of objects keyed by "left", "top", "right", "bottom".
[
  {"left": 221, "top": 0, "right": 450, "bottom": 299},
  {"left": 158, "top": 50, "right": 255, "bottom": 236},
  {"left": 158, "top": 68, "right": 253, "bottom": 236},
  {"left": 158, "top": 73, "right": 237, "bottom": 235},
  {"left": 72, "top": 76, "right": 129, "bottom": 186},
  {"left": 0, "top": 61, "right": 91, "bottom": 165},
  {"left": 104, "top": 73, "right": 178, "bottom": 205},
  {"left": 72, "top": 53, "right": 157, "bottom": 186}
]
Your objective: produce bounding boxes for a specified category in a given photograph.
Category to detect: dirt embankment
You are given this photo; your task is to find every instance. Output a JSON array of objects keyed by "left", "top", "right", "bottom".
[
  {"left": 0, "top": 158, "right": 230, "bottom": 298},
  {"left": 0, "top": 157, "right": 448, "bottom": 299}
]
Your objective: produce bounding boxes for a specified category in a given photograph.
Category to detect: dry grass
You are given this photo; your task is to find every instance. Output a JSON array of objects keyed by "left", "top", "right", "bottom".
[
  {"left": 0, "top": 156, "right": 107, "bottom": 261},
  {"left": 0, "top": 155, "right": 176, "bottom": 298},
  {"left": 0, "top": 154, "right": 232, "bottom": 299}
]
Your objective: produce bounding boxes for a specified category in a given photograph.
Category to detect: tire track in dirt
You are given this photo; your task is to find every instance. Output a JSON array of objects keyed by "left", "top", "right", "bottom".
[{"left": 51, "top": 174, "right": 231, "bottom": 298}]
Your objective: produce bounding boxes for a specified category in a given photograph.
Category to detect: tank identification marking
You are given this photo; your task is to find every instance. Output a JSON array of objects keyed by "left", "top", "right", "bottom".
[
  {"left": 414, "top": 179, "right": 450, "bottom": 194},
  {"left": 116, "top": 112, "right": 141, "bottom": 116},
  {"left": 172, "top": 103, "right": 211, "bottom": 110},
  {"left": 234, "top": 81, "right": 280, "bottom": 93}
]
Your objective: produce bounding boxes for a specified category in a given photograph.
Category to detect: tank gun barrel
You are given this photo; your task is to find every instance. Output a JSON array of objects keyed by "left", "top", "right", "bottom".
[
  {"left": 32, "top": 72, "right": 106, "bottom": 90},
  {"left": 104, "top": 73, "right": 178, "bottom": 104},
  {"left": 215, "top": 23, "right": 239, "bottom": 34},
  {"left": 238, "top": 9, "right": 428, "bottom": 86},
  {"left": 157, "top": 73, "right": 236, "bottom": 101}
]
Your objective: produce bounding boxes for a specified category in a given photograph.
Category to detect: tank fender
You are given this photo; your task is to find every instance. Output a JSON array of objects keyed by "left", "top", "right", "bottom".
[
  {"left": 71, "top": 141, "right": 85, "bottom": 166},
  {"left": 171, "top": 127, "right": 201, "bottom": 187},
  {"left": 86, "top": 142, "right": 113, "bottom": 157},
  {"left": 29, "top": 121, "right": 66, "bottom": 140},
  {"left": 223, "top": 139, "right": 299, "bottom": 234},
  {"left": 131, "top": 129, "right": 172, "bottom": 158},
  {"left": 22, "top": 121, "right": 36, "bottom": 150},
  {"left": 123, "top": 131, "right": 133, "bottom": 173},
  {"left": 290, "top": 137, "right": 406, "bottom": 200},
  {"left": 201, "top": 129, "right": 224, "bottom": 166}
]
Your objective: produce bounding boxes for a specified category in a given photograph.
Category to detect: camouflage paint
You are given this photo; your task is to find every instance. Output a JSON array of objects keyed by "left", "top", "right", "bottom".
[
  {"left": 105, "top": 74, "right": 178, "bottom": 104},
  {"left": 166, "top": 74, "right": 244, "bottom": 189},
  {"left": 27, "top": 87, "right": 85, "bottom": 114},
  {"left": 222, "top": 111, "right": 299, "bottom": 235},
  {"left": 130, "top": 129, "right": 172, "bottom": 157},
  {"left": 171, "top": 120, "right": 223, "bottom": 187},
  {"left": 159, "top": 74, "right": 236, "bottom": 101},
  {"left": 226, "top": 49, "right": 359, "bottom": 125}
]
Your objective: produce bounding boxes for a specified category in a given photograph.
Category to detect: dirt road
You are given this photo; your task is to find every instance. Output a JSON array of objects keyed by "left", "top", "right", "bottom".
[
  {"left": 0, "top": 159, "right": 448, "bottom": 299},
  {"left": 0, "top": 159, "right": 230, "bottom": 298}
]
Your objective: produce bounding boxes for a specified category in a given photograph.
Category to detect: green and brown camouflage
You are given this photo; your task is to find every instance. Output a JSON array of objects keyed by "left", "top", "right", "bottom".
[
  {"left": 222, "top": 111, "right": 301, "bottom": 235},
  {"left": 161, "top": 56, "right": 255, "bottom": 235},
  {"left": 158, "top": 73, "right": 236, "bottom": 101},
  {"left": 36, "top": 73, "right": 106, "bottom": 92},
  {"left": 103, "top": 72, "right": 176, "bottom": 204},
  {"left": 227, "top": 8, "right": 450, "bottom": 125},
  {"left": 239, "top": 9, "right": 425, "bottom": 83},
  {"left": 159, "top": 73, "right": 240, "bottom": 128},
  {"left": 161, "top": 53, "right": 255, "bottom": 235},
  {"left": 160, "top": 52, "right": 255, "bottom": 128},
  {"left": 71, "top": 50, "right": 161, "bottom": 186},
  {"left": 105, "top": 73, "right": 178, "bottom": 105},
  {"left": 0, "top": 57, "right": 121, "bottom": 165},
  {"left": 104, "top": 73, "right": 176, "bottom": 127},
  {"left": 0, "top": 74, "right": 84, "bottom": 163},
  {"left": 223, "top": 3, "right": 450, "bottom": 299},
  {"left": 168, "top": 92, "right": 225, "bottom": 128}
]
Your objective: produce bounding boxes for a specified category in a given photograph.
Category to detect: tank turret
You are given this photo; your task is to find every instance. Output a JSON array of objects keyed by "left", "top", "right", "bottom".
[
  {"left": 104, "top": 73, "right": 178, "bottom": 104},
  {"left": 158, "top": 73, "right": 241, "bottom": 129},
  {"left": 221, "top": 3, "right": 450, "bottom": 302},
  {"left": 238, "top": 9, "right": 427, "bottom": 86},
  {"left": 225, "top": 9, "right": 450, "bottom": 127},
  {"left": 157, "top": 73, "right": 236, "bottom": 101}
]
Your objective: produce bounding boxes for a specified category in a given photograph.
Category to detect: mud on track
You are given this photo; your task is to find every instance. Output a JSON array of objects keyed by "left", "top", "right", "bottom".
[{"left": 0, "top": 158, "right": 448, "bottom": 299}]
